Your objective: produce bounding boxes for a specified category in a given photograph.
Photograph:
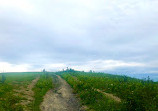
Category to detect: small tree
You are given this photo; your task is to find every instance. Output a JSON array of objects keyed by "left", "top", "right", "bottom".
[
  {"left": 89, "top": 70, "right": 93, "bottom": 73},
  {"left": 42, "top": 69, "right": 48, "bottom": 78},
  {"left": 2, "top": 74, "right": 6, "bottom": 83},
  {"left": 43, "top": 69, "right": 46, "bottom": 72}
]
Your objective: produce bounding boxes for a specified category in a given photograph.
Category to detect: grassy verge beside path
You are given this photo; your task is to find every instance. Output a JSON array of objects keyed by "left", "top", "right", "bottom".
[{"left": 32, "top": 73, "right": 54, "bottom": 111}]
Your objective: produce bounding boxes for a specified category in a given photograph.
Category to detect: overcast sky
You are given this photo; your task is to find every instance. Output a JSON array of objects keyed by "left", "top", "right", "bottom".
[{"left": 0, "top": 0, "right": 158, "bottom": 74}]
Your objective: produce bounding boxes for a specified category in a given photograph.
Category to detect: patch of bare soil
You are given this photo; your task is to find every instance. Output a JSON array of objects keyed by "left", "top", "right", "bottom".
[
  {"left": 71, "top": 75, "right": 121, "bottom": 103},
  {"left": 14, "top": 77, "right": 40, "bottom": 110},
  {"left": 95, "top": 89, "right": 121, "bottom": 103},
  {"left": 72, "top": 76, "right": 121, "bottom": 102},
  {"left": 40, "top": 75, "right": 82, "bottom": 111}
]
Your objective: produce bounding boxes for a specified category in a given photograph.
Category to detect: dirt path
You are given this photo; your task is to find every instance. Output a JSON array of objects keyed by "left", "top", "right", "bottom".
[
  {"left": 14, "top": 77, "right": 40, "bottom": 110},
  {"left": 40, "top": 75, "right": 82, "bottom": 111}
]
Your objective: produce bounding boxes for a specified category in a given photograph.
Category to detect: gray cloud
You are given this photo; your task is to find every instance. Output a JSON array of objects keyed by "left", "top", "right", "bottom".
[{"left": 0, "top": 0, "right": 158, "bottom": 75}]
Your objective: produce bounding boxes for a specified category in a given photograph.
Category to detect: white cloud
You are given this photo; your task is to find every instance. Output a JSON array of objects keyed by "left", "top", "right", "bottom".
[
  {"left": 0, "top": 60, "right": 145, "bottom": 72},
  {"left": 42, "top": 63, "right": 66, "bottom": 71},
  {"left": 70, "top": 60, "right": 145, "bottom": 72},
  {"left": 0, "top": 0, "right": 158, "bottom": 74},
  {"left": 0, "top": 0, "right": 35, "bottom": 15},
  {"left": 0, "top": 61, "right": 30, "bottom": 72}
]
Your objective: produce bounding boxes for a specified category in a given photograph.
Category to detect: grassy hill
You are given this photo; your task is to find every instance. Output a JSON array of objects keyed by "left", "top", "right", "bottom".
[
  {"left": 57, "top": 69, "right": 158, "bottom": 111},
  {"left": 0, "top": 70, "right": 158, "bottom": 111}
]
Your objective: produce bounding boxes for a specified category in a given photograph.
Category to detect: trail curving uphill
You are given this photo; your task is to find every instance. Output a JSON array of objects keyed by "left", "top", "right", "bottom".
[{"left": 40, "top": 75, "right": 81, "bottom": 111}]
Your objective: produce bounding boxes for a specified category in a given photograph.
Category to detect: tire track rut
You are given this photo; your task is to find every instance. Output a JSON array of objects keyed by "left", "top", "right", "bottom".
[{"left": 40, "top": 75, "right": 82, "bottom": 111}]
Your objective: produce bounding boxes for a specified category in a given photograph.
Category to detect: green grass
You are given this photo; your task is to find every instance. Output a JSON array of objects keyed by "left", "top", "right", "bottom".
[
  {"left": 0, "top": 72, "right": 40, "bottom": 111},
  {"left": 32, "top": 73, "right": 54, "bottom": 111},
  {"left": 0, "top": 83, "right": 23, "bottom": 111},
  {"left": 1, "top": 71, "right": 157, "bottom": 111},
  {"left": 3, "top": 72, "right": 41, "bottom": 83},
  {"left": 60, "top": 73, "right": 122, "bottom": 111},
  {"left": 0, "top": 72, "right": 54, "bottom": 111},
  {"left": 58, "top": 70, "right": 158, "bottom": 111}
]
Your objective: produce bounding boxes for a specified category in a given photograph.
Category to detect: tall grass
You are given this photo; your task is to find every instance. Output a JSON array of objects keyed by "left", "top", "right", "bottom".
[
  {"left": 58, "top": 70, "right": 158, "bottom": 111},
  {"left": 0, "top": 72, "right": 39, "bottom": 111},
  {"left": 60, "top": 73, "right": 122, "bottom": 111},
  {"left": 32, "top": 73, "right": 53, "bottom": 111}
]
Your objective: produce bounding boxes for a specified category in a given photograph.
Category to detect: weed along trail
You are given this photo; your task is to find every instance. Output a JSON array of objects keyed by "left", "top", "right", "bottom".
[{"left": 40, "top": 75, "right": 81, "bottom": 111}]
